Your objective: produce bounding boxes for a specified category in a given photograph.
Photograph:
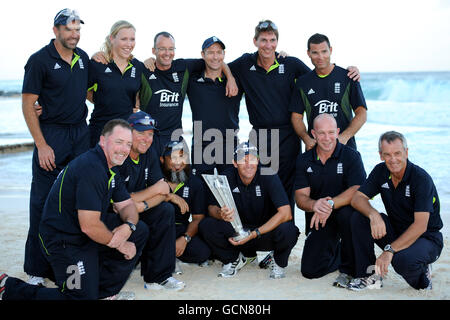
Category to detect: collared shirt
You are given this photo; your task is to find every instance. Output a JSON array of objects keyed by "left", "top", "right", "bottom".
[
  {"left": 140, "top": 58, "right": 204, "bottom": 136},
  {"left": 88, "top": 58, "right": 144, "bottom": 125},
  {"left": 187, "top": 70, "right": 243, "bottom": 136},
  {"left": 359, "top": 160, "right": 443, "bottom": 235},
  {"left": 118, "top": 145, "right": 164, "bottom": 193},
  {"left": 294, "top": 141, "right": 366, "bottom": 203},
  {"left": 229, "top": 52, "right": 310, "bottom": 128},
  {"left": 40, "top": 145, "right": 130, "bottom": 242},
  {"left": 208, "top": 167, "right": 289, "bottom": 228},
  {"left": 22, "top": 39, "right": 89, "bottom": 125},
  {"left": 173, "top": 174, "right": 206, "bottom": 226},
  {"left": 289, "top": 65, "right": 367, "bottom": 150}
]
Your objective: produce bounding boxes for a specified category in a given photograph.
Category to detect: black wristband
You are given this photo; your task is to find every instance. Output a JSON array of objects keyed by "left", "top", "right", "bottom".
[
  {"left": 143, "top": 200, "right": 149, "bottom": 211},
  {"left": 254, "top": 228, "right": 262, "bottom": 239}
]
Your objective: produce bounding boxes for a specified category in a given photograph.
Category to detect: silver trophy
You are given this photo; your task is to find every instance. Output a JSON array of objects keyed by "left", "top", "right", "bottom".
[{"left": 202, "top": 168, "right": 251, "bottom": 241}]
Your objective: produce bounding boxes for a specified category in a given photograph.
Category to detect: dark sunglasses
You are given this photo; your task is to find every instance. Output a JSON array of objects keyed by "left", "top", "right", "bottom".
[
  {"left": 131, "top": 117, "right": 157, "bottom": 127},
  {"left": 257, "top": 21, "right": 278, "bottom": 30}
]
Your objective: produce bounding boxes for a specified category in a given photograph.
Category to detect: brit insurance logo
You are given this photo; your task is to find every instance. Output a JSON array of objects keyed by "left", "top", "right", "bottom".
[
  {"left": 154, "top": 89, "right": 180, "bottom": 108},
  {"left": 315, "top": 99, "right": 339, "bottom": 115}
]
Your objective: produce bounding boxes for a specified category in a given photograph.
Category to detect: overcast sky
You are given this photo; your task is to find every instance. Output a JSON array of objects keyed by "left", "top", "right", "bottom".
[{"left": 1, "top": 0, "right": 449, "bottom": 80}]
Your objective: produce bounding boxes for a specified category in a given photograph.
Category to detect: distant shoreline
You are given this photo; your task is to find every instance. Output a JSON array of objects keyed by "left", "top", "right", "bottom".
[
  {"left": 0, "top": 142, "right": 33, "bottom": 154},
  {"left": 0, "top": 91, "right": 20, "bottom": 98}
]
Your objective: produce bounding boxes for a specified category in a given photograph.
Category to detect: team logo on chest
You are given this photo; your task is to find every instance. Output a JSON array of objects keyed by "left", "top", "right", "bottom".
[
  {"left": 334, "top": 82, "right": 341, "bottom": 94},
  {"left": 104, "top": 67, "right": 112, "bottom": 73},
  {"left": 337, "top": 163, "right": 343, "bottom": 174},
  {"left": 381, "top": 182, "right": 389, "bottom": 189},
  {"left": 255, "top": 185, "right": 262, "bottom": 197},
  {"left": 130, "top": 67, "right": 136, "bottom": 78},
  {"left": 278, "top": 64, "right": 285, "bottom": 74},
  {"left": 183, "top": 186, "right": 189, "bottom": 198},
  {"left": 54, "top": 63, "right": 61, "bottom": 70},
  {"left": 78, "top": 58, "right": 84, "bottom": 69},
  {"left": 172, "top": 72, "right": 179, "bottom": 82},
  {"left": 405, "top": 185, "right": 410, "bottom": 197},
  {"left": 144, "top": 168, "right": 149, "bottom": 181}
]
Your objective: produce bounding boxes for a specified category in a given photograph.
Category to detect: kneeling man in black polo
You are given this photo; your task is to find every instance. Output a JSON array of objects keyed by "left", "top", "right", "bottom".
[
  {"left": 294, "top": 113, "right": 366, "bottom": 287},
  {"left": 199, "top": 141, "right": 299, "bottom": 279},
  {"left": 348, "top": 131, "right": 443, "bottom": 291}
]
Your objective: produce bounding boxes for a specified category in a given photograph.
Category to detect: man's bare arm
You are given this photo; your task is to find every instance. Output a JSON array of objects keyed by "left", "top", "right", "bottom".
[
  {"left": 78, "top": 209, "right": 113, "bottom": 245},
  {"left": 291, "top": 112, "right": 316, "bottom": 151},
  {"left": 22, "top": 93, "right": 56, "bottom": 171},
  {"left": 338, "top": 107, "right": 367, "bottom": 145}
]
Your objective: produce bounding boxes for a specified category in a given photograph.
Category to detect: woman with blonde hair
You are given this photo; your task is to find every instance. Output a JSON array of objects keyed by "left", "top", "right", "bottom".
[{"left": 87, "top": 20, "right": 145, "bottom": 147}]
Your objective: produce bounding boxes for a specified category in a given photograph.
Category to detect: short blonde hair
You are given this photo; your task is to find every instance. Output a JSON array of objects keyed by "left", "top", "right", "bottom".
[{"left": 101, "top": 20, "right": 135, "bottom": 62}]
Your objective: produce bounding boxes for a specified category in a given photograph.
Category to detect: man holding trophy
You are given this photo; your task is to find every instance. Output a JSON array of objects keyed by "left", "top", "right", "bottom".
[{"left": 199, "top": 142, "right": 299, "bottom": 279}]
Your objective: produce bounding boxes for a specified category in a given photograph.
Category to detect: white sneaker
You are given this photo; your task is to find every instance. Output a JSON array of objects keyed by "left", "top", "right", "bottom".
[
  {"left": 218, "top": 253, "right": 254, "bottom": 278},
  {"left": 174, "top": 259, "right": 183, "bottom": 275},
  {"left": 102, "top": 291, "right": 135, "bottom": 300},
  {"left": 0, "top": 273, "right": 8, "bottom": 300},
  {"left": 347, "top": 274, "right": 383, "bottom": 291},
  {"left": 27, "top": 276, "right": 45, "bottom": 286},
  {"left": 425, "top": 264, "right": 433, "bottom": 290},
  {"left": 269, "top": 259, "right": 285, "bottom": 279},
  {"left": 145, "top": 277, "right": 185, "bottom": 291}
]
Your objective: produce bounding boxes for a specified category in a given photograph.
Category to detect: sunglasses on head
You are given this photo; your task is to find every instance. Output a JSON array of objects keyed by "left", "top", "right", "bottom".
[
  {"left": 55, "top": 9, "right": 81, "bottom": 25},
  {"left": 257, "top": 21, "right": 278, "bottom": 30},
  {"left": 131, "top": 117, "right": 157, "bottom": 127}
]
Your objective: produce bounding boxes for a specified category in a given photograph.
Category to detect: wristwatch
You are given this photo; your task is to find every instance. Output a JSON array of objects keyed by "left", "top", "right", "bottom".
[
  {"left": 254, "top": 228, "right": 262, "bottom": 239},
  {"left": 125, "top": 222, "right": 136, "bottom": 233},
  {"left": 142, "top": 200, "right": 149, "bottom": 211},
  {"left": 327, "top": 199, "right": 335, "bottom": 209},
  {"left": 384, "top": 244, "right": 396, "bottom": 254},
  {"left": 183, "top": 234, "right": 192, "bottom": 243}
]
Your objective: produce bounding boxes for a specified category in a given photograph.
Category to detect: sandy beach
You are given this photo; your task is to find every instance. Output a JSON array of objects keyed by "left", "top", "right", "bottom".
[{"left": 0, "top": 157, "right": 448, "bottom": 301}]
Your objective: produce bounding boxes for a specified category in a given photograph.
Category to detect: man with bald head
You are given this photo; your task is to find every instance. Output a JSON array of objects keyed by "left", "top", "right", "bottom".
[{"left": 294, "top": 114, "right": 366, "bottom": 287}]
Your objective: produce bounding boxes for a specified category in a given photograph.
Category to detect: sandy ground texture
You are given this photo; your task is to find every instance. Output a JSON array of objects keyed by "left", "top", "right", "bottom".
[{"left": 0, "top": 189, "right": 448, "bottom": 301}]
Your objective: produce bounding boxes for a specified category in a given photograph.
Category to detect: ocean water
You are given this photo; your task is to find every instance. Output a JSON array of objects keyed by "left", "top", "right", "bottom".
[{"left": 0, "top": 72, "right": 449, "bottom": 232}]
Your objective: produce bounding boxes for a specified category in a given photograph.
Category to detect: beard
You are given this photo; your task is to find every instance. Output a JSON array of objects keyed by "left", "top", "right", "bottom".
[{"left": 162, "top": 164, "right": 191, "bottom": 184}]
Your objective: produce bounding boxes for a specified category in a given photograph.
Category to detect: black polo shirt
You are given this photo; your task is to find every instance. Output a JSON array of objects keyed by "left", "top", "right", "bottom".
[
  {"left": 229, "top": 52, "right": 310, "bottom": 128},
  {"left": 208, "top": 167, "right": 289, "bottom": 228},
  {"left": 187, "top": 71, "right": 243, "bottom": 136},
  {"left": 294, "top": 141, "right": 366, "bottom": 202},
  {"left": 117, "top": 145, "right": 164, "bottom": 193},
  {"left": 88, "top": 58, "right": 145, "bottom": 126},
  {"left": 22, "top": 39, "right": 89, "bottom": 125},
  {"left": 289, "top": 65, "right": 367, "bottom": 149},
  {"left": 40, "top": 145, "right": 130, "bottom": 243},
  {"left": 173, "top": 174, "right": 206, "bottom": 226},
  {"left": 140, "top": 58, "right": 204, "bottom": 136},
  {"left": 359, "top": 160, "right": 443, "bottom": 237}
]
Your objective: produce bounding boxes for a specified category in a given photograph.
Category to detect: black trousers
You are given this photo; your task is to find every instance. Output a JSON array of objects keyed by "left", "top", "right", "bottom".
[
  {"left": 351, "top": 211, "right": 443, "bottom": 289},
  {"left": 301, "top": 206, "right": 355, "bottom": 279},
  {"left": 199, "top": 217, "right": 299, "bottom": 267},
  {"left": 253, "top": 127, "right": 300, "bottom": 219},
  {"left": 139, "top": 202, "right": 176, "bottom": 283},
  {"left": 175, "top": 224, "right": 211, "bottom": 264},
  {"left": 4, "top": 214, "right": 148, "bottom": 300},
  {"left": 25, "top": 122, "right": 89, "bottom": 278}
]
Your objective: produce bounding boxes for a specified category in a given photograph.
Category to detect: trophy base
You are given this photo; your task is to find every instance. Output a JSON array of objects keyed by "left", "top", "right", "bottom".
[{"left": 232, "top": 229, "right": 251, "bottom": 242}]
